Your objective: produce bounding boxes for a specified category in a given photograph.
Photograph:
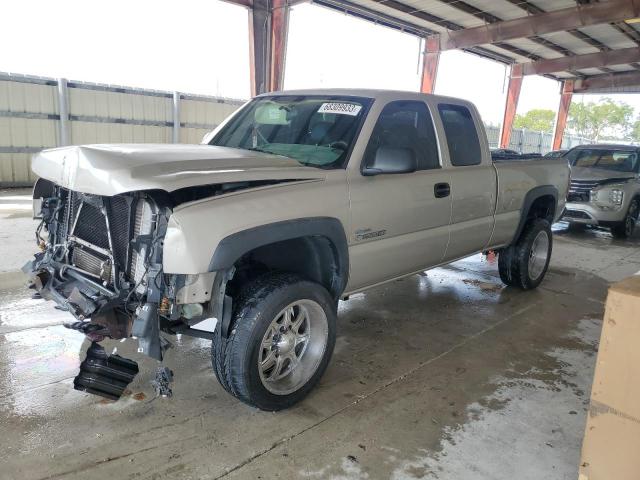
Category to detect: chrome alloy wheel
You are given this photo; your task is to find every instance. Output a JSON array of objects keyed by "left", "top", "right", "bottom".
[
  {"left": 528, "top": 230, "right": 550, "bottom": 281},
  {"left": 258, "top": 300, "right": 328, "bottom": 395}
]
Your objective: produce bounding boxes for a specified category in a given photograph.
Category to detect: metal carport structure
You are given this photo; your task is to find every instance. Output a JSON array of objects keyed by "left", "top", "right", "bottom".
[{"left": 223, "top": 0, "right": 640, "bottom": 149}]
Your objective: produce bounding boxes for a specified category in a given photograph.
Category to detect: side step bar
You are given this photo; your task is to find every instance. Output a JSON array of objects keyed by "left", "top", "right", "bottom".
[{"left": 74, "top": 342, "right": 139, "bottom": 400}]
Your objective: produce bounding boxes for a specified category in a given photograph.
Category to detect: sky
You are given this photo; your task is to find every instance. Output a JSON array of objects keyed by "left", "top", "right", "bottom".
[
  {"left": 1, "top": 0, "right": 251, "bottom": 98},
  {"left": 2, "top": 0, "right": 640, "bottom": 126}
]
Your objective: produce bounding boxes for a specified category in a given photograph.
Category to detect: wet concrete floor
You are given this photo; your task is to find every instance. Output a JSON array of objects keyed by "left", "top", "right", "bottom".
[{"left": 1, "top": 190, "right": 640, "bottom": 479}]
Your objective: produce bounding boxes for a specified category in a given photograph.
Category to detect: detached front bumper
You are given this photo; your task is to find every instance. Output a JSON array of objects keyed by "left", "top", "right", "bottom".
[{"left": 23, "top": 251, "right": 133, "bottom": 337}]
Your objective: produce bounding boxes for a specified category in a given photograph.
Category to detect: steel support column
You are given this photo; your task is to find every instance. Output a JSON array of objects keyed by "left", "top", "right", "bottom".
[
  {"left": 248, "top": 0, "right": 289, "bottom": 96},
  {"left": 499, "top": 64, "right": 523, "bottom": 149},
  {"left": 420, "top": 36, "right": 440, "bottom": 94},
  {"left": 57, "top": 78, "right": 70, "bottom": 146},
  {"left": 553, "top": 80, "right": 574, "bottom": 150},
  {"left": 172, "top": 92, "right": 181, "bottom": 144}
]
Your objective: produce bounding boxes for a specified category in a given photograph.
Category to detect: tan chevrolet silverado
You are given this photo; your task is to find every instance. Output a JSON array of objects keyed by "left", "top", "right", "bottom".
[{"left": 25, "top": 89, "right": 569, "bottom": 410}]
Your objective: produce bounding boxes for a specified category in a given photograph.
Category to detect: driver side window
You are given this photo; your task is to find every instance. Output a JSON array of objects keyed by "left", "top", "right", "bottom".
[{"left": 363, "top": 100, "right": 440, "bottom": 171}]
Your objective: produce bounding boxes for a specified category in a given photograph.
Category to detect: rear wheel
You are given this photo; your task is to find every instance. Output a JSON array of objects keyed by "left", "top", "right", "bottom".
[
  {"left": 611, "top": 199, "right": 639, "bottom": 239},
  {"left": 211, "top": 273, "right": 336, "bottom": 411},
  {"left": 499, "top": 218, "right": 552, "bottom": 290}
]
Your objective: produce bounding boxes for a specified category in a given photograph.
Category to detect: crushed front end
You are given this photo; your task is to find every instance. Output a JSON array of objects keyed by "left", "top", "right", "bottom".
[{"left": 24, "top": 180, "right": 217, "bottom": 399}]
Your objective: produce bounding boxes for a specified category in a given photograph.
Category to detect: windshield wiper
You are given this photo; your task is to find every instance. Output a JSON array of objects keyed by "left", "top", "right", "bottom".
[
  {"left": 245, "top": 146, "right": 301, "bottom": 162},
  {"left": 247, "top": 146, "right": 282, "bottom": 156}
]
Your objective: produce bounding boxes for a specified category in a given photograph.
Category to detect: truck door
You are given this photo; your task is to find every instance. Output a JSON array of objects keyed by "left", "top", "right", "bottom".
[
  {"left": 435, "top": 102, "right": 496, "bottom": 261},
  {"left": 346, "top": 99, "right": 452, "bottom": 291}
]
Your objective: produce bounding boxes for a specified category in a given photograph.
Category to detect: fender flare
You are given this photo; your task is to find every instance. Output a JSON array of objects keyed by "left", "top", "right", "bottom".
[
  {"left": 509, "top": 185, "right": 558, "bottom": 245},
  {"left": 208, "top": 217, "right": 350, "bottom": 296}
]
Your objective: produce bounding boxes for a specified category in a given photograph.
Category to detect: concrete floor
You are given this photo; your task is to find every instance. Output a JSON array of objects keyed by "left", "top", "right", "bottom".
[{"left": 2, "top": 189, "right": 640, "bottom": 480}]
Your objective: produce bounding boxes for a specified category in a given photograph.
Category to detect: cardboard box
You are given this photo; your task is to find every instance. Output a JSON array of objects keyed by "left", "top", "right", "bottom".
[{"left": 579, "top": 275, "right": 640, "bottom": 480}]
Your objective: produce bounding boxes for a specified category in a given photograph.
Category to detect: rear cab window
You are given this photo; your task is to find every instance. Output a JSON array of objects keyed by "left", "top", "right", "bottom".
[{"left": 437, "top": 104, "right": 482, "bottom": 167}]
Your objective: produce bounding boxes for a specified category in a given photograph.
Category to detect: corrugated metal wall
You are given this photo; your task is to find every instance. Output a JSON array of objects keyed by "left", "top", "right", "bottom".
[
  {"left": 179, "top": 95, "right": 242, "bottom": 144},
  {"left": 0, "top": 72, "right": 244, "bottom": 186},
  {"left": 1, "top": 72, "right": 593, "bottom": 186},
  {"left": 0, "top": 77, "right": 59, "bottom": 185}
]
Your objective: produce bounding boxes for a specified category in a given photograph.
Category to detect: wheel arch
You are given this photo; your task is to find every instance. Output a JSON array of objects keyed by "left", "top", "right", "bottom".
[
  {"left": 209, "top": 217, "right": 349, "bottom": 299},
  {"left": 509, "top": 185, "right": 558, "bottom": 245}
]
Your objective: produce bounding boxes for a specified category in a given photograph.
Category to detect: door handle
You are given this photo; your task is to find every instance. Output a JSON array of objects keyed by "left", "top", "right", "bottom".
[{"left": 434, "top": 182, "right": 450, "bottom": 198}]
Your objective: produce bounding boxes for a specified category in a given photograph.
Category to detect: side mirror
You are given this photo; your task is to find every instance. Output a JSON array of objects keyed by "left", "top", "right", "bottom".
[{"left": 362, "top": 147, "right": 417, "bottom": 176}]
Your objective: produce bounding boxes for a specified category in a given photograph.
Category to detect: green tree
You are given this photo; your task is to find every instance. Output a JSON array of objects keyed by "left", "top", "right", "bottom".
[
  {"left": 630, "top": 118, "right": 640, "bottom": 143},
  {"left": 568, "top": 98, "right": 634, "bottom": 141},
  {"left": 513, "top": 109, "right": 555, "bottom": 132}
]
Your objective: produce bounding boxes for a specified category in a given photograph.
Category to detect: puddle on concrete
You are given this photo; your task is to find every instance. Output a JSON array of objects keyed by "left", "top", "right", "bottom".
[
  {"left": 300, "top": 456, "right": 370, "bottom": 479},
  {"left": 0, "top": 215, "right": 624, "bottom": 480},
  {"left": 0, "top": 285, "right": 70, "bottom": 333}
]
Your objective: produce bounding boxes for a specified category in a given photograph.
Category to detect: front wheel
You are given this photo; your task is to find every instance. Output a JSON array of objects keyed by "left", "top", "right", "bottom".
[
  {"left": 498, "top": 218, "right": 552, "bottom": 290},
  {"left": 212, "top": 273, "right": 336, "bottom": 411},
  {"left": 611, "top": 199, "right": 639, "bottom": 239}
]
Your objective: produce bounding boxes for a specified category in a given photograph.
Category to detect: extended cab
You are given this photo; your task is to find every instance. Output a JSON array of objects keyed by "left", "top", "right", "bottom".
[{"left": 25, "top": 89, "right": 569, "bottom": 410}]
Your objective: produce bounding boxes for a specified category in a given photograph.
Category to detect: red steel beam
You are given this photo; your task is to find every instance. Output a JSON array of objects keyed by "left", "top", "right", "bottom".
[
  {"left": 248, "top": 4, "right": 267, "bottom": 97},
  {"left": 499, "top": 64, "right": 523, "bottom": 149},
  {"left": 269, "top": 0, "right": 289, "bottom": 92},
  {"left": 521, "top": 47, "right": 640, "bottom": 76},
  {"left": 420, "top": 36, "right": 440, "bottom": 94},
  {"left": 248, "top": 0, "right": 290, "bottom": 96},
  {"left": 436, "top": 0, "right": 640, "bottom": 51},
  {"left": 553, "top": 80, "right": 574, "bottom": 150},
  {"left": 573, "top": 70, "right": 640, "bottom": 93}
]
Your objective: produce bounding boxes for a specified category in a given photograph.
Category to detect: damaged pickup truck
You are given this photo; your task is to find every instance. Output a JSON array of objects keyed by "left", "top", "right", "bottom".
[{"left": 25, "top": 89, "right": 569, "bottom": 410}]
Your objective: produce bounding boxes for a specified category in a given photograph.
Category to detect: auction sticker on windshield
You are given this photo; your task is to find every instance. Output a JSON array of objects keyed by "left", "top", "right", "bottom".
[{"left": 318, "top": 102, "right": 362, "bottom": 116}]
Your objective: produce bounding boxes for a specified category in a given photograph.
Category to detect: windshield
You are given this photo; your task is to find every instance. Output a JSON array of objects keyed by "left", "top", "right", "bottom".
[
  {"left": 209, "top": 95, "right": 370, "bottom": 169},
  {"left": 567, "top": 148, "right": 639, "bottom": 173}
]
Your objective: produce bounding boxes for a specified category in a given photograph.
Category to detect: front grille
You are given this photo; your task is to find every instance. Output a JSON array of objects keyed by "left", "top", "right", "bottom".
[
  {"left": 564, "top": 210, "right": 591, "bottom": 220},
  {"left": 567, "top": 192, "right": 590, "bottom": 202},
  {"left": 568, "top": 179, "right": 600, "bottom": 203}
]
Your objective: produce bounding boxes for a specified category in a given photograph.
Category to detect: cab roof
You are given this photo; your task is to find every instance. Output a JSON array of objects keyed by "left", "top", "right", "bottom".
[
  {"left": 571, "top": 144, "right": 639, "bottom": 151},
  {"left": 257, "top": 88, "right": 474, "bottom": 107}
]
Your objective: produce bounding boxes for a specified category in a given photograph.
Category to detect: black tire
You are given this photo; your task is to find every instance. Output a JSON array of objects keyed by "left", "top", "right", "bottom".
[
  {"left": 498, "top": 218, "right": 552, "bottom": 290},
  {"left": 611, "top": 199, "right": 639, "bottom": 239},
  {"left": 211, "top": 329, "right": 232, "bottom": 394},
  {"left": 211, "top": 273, "right": 337, "bottom": 411}
]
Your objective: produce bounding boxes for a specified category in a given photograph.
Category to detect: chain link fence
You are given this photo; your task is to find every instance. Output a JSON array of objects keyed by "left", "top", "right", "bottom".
[{"left": 485, "top": 125, "right": 592, "bottom": 154}]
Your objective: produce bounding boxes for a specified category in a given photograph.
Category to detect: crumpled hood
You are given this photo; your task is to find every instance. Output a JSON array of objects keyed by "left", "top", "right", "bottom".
[
  {"left": 570, "top": 166, "right": 636, "bottom": 183},
  {"left": 32, "top": 144, "right": 325, "bottom": 196}
]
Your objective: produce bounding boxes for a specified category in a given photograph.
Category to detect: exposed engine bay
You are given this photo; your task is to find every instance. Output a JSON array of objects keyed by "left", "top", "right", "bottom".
[{"left": 23, "top": 180, "right": 238, "bottom": 399}]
